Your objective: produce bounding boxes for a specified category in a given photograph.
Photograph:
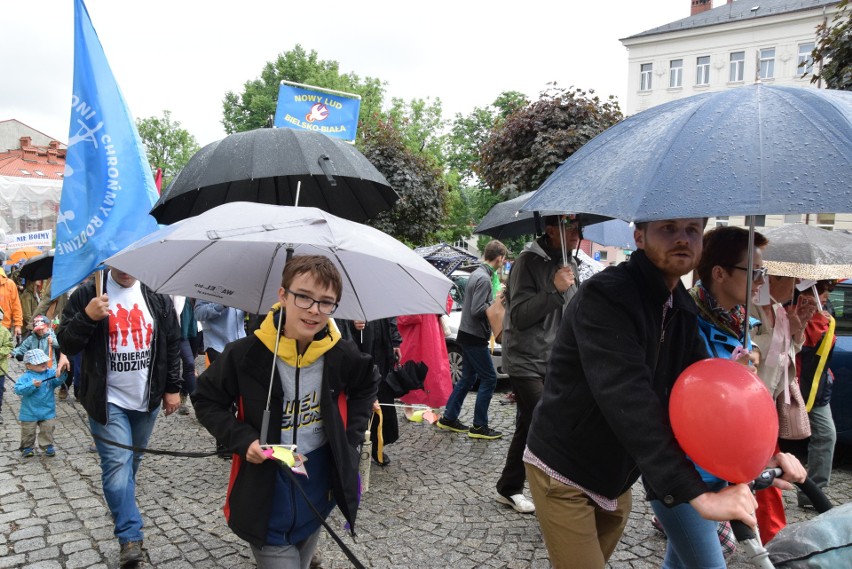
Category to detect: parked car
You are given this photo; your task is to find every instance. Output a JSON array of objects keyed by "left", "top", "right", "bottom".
[
  {"left": 828, "top": 279, "right": 852, "bottom": 447},
  {"left": 445, "top": 269, "right": 507, "bottom": 385}
]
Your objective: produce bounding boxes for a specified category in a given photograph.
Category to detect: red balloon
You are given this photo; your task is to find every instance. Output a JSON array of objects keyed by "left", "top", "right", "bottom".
[{"left": 669, "top": 358, "right": 778, "bottom": 484}]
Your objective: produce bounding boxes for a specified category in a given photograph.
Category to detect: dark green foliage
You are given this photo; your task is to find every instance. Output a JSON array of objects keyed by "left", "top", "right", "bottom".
[
  {"left": 477, "top": 85, "right": 622, "bottom": 200},
  {"left": 359, "top": 117, "right": 447, "bottom": 245}
]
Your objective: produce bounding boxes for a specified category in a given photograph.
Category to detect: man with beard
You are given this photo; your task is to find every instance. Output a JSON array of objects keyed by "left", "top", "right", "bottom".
[{"left": 524, "top": 219, "right": 759, "bottom": 569}]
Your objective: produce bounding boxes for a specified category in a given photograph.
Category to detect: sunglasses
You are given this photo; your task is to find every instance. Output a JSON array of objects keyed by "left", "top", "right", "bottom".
[{"left": 725, "top": 265, "right": 768, "bottom": 282}]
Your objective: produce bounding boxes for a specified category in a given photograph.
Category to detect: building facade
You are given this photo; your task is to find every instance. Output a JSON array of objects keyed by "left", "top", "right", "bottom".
[{"left": 620, "top": 0, "right": 848, "bottom": 233}]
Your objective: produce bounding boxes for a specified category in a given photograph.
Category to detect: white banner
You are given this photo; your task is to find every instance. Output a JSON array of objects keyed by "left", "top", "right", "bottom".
[{"left": 3, "top": 230, "right": 52, "bottom": 251}]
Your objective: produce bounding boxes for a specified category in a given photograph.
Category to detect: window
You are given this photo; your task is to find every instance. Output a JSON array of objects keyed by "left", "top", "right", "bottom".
[
  {"left": 729, "top": 51, "right": 745, "bottom": 82},
  {"left": 759, "top": 48, "right": 775, "bottom": 79},
  {"left": 34, "top": 170, "right": 45, "bottom": 177},
  {"left": 752, "top": 215, "right": 766, "bottom": 227},
  {"left": 18, "top": 169, "right": 30, "bottom": 175},
  {"left": 828, "top": 284, "right": 852, "bottom": 335},
  {"left": 696, "top": 56, "right": 711, "bottom": 85},
  {"left": 797, "top": 42, "right": 815, "bottom": 76},
  {"left": 640, "top": 63, "right": 653, "bottom": 91},
  {"left": 715, "top": 216, "right": 729, "bottom": 228},
  {"left": 784, "top": 214, "right": 801, "bottom": 224},
  {"left": 669, "top": 59, "right": 683, "bottom": 88},
  {"left": 598, "top": 251, "right": 609, "bottom": 261},
  {"left": 816, "top": 213, "right": 835, "bottom": 230}
]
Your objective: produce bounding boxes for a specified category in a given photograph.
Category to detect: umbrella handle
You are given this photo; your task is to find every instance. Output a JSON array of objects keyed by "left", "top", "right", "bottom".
[{"left": 261, "top": 305, "right": 285, "bottom": 446}]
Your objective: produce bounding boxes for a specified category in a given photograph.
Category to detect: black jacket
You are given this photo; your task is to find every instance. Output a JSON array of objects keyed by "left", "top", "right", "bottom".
[
  {"left": 192, "top": 332, "right": 378, "bottom": 547},
  {"left": 56, "top": 276, "right": 182, "bottom": 425},
  {"left": 527, "top": 249, "right": 710, "bottom": 505}
]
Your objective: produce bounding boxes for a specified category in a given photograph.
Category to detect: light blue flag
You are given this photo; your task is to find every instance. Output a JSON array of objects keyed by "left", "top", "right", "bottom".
[
  {"left": 274, "top": 82, "right": 361, "bottom": 142},
  {"left": 53, "top": 0, "right": 159, "bottom": 296}
]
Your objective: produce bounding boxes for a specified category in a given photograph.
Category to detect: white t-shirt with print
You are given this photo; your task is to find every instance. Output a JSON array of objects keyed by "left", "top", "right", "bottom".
[{"left": 106, "top": 273, "right": 154, "bottom": 411}]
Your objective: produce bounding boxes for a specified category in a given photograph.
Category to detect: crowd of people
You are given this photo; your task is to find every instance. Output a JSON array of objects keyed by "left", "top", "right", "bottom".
[{"left": 0, "top": 219, "right": 843, "bottom": 568}]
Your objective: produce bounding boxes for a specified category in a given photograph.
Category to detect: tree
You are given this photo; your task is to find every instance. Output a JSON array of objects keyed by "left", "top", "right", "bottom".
[
  {"left": 385, "top": 96, "right": 447, "bottom": 167},
  {"left": 810, "top": 0, "right": 852, "bottom": 90},
  {"left": 445, "top": 91, "right": 528, "bottom": 185},
  {"left": 359, "top": 117, "right": 447, "bottom": 245},
  {"left": 221, "top": 44, "right": 385, "bottom": 134},
  {"left": 136, "top": 110, "right": 200, "bottom": 189},
  {"left": 477, "top": 85, "right": 622, "bottom": 200}
]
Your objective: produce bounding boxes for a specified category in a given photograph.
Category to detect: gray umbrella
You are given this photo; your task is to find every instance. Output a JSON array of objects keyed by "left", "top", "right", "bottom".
[
  {"left": 521, "top": 84, "right": 852, "bottom": 221},
  {"left": 762, "top": 223, "right": 852, "bottom": 280},
  {"left": 150, "top": 127, "right": 399, "bottom": 224}
]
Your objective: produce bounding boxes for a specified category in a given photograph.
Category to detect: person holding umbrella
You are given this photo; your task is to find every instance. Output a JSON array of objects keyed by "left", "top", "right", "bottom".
[
  {"left": 495, "top": 214, "right": 580, "bottom": 514},
  {"left": 524, "top": 219, "right": 762, "bottom": 569},
  {"left": 192, "top": 255, "right": 378, "bottom": 568}
]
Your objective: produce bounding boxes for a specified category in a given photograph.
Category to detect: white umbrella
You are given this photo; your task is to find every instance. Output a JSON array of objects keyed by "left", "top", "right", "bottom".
[
  {"left": 105, "top": 202, "right": 452, "bottom": 321},
  {"left": 762, "top": 223, "right": 852, "bottom": 281}
]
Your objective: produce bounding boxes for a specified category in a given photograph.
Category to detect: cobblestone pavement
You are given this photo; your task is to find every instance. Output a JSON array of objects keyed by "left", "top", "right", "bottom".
[{"left": 1, "top": 358, "right": 850, "bottom": 568}]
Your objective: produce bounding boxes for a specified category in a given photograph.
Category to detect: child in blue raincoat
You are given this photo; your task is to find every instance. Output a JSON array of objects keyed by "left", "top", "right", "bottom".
[{"left": 14, "top": 349, "right": 65, "bottom": 457}]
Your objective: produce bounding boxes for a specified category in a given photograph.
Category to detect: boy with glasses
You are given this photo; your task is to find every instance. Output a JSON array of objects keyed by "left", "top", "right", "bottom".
[{"left": 194, "top": 255, "right": 378, "bottom": 569}]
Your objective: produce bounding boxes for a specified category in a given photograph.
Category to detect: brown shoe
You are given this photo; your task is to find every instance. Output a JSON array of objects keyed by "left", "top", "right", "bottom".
[
  {"left": 58, "top": 386, "right": 68, "bottom": 400},
  {"left": 119, "top": 541, "right": 144, "bottom": 566}
]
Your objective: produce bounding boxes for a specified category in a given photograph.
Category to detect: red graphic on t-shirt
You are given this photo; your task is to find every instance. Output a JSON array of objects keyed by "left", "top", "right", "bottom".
[
  {"left": 109, "top": 303, "right": 152, "bottom": 351},
  {"left": 114, "top": 304, "right": 131, "bottom": 347},
  {"left": 128, "top": 303, "right": 148, "bottom": 350},
  {"left": 108, "top": 310, "right": 119, "bottom": 351}
]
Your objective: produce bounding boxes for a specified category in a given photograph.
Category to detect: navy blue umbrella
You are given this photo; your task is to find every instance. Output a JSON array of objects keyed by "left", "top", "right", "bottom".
[
  {"left": 414, "top": 243, "right": 478, "bottom": 276},
  {"left": 522, "top": 85, "right": 852, "bottom": 222}
]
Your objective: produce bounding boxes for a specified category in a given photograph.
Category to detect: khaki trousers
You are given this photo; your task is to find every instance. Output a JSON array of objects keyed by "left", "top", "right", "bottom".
[
  {"left": 526, "top": 462, "right": 631, "bottom": 569},
  {"left": 20, "top": 418, "right": 55, "bottom": 449}
]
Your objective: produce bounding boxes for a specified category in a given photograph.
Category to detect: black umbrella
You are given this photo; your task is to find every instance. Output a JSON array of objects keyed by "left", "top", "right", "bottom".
[
  {"left": 150, "top": 128, "right": 399, "bottom": 224},
  {"left": 474, "top": 191, "right": 609, "bottom": 239},
  {"left": 19, "top": 249, "right": 54, "bottom": 281}
]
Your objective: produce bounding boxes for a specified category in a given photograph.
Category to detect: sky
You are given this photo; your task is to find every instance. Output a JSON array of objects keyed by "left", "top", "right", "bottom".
[{"left": 2, "top": 0, "right": 692, "bottom": 147}]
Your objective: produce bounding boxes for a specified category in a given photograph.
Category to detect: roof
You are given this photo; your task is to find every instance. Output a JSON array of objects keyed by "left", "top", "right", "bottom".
[
  {"left": 624, "top": 0, "right": 838, "bottom": 40},
  {"left": 0, "top": 143, "right": 65, "bottom": 179},
  {"left": 0, "top": 119, "right": 65, "bottom": 152}
]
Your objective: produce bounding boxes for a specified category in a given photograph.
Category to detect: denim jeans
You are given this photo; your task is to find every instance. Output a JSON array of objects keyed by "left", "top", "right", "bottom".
[
  {"left": 497, "top": 376, "right": 543, "bottom": 496},
  {"left": 89, "top": 403, "right": 159, "bottom": 544},
  {"left": 799, "top": 404, "right": 836, "bottom": 501},
  {"left": 443, "top": 343, "right": 497, "bottom": 427},
  {"left": 651, "top": 480, "right": 727, "bottom": 569}
]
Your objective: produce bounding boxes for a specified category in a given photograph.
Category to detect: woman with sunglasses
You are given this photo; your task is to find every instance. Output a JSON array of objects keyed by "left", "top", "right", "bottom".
[{"left": 649, "top": 226, "right": 806, "bottom": 569}]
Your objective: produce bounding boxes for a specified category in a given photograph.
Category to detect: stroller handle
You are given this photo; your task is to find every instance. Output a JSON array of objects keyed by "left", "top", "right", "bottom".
[{"left": 731, "top": 472, "right": 833, "bottom": 543}]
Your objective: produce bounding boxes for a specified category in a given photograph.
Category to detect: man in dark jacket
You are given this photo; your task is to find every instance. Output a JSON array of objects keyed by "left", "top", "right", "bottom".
[
  {"left": 496, "top": 215, "right": 579, "bottom": 514},
  {"left": 193, "top": 255, "right": 378, "bottom": 568},
  {"left": 437, "top": 240, "right": 508, "bottom": 440},
  {"left": 524, "top": 219, "right": 759, "bottom": 569},
  {"left": 57, "top": 268, "right": 182, "bottom": 567}
]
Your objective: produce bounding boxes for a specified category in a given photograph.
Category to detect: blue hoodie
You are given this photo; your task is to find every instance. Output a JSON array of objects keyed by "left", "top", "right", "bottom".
[{"left": 14, "top": 368, "right": 65, "bottom": 422}]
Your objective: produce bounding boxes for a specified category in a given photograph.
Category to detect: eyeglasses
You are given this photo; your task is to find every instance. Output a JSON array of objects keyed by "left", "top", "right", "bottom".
[
  {"left": 725, "top": 265, "right": 768, "bottom": 282},
  {"left": 285, "top": 289, "right": 338, "bottom": 315}
]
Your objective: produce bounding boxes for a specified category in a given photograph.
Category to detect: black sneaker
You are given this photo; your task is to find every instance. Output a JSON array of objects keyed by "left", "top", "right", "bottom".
[
  {"left": 119, "top": 541, "right": 145, "bottom": 566},
  {"left": 468, "top": 425, "right": 503, "bottom": 440},
  {"left": 437, "top": 416, "right": 469, "bottom": 433}
]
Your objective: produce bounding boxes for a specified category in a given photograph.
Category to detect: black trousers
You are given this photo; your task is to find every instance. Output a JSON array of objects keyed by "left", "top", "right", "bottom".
[{"left": 496, "top": 376, "right": 543, "bottom": 497}]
